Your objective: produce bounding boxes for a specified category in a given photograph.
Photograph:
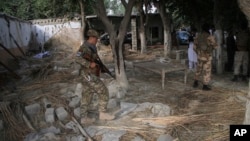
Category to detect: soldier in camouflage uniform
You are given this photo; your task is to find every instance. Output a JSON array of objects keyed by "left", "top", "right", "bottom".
[
  {"left": 231, "top": 23, "right": 250, "bottom": 82},
  {"left": 75, "top": 29, "right": 114, "bottom": 125},
  {"left": 193, "top": 24, "right": 218, "bottom": 91}
]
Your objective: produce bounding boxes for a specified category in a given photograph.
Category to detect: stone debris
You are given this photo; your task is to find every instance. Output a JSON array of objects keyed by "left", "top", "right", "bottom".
[
  {"left": 0, "top": 31, "right": 177, "bottom": 141},
  {"left": 66, "top": 135, "right": 85, "bottom": 141},
  {"left": 25, "top": 103, "right": 41, "bottom": 117},
  {"left": 24, "top": 126, "right": 61, "bottom": 141},
  {"left": 69, "top": 96, "right": 80, "bottom": 108},
  {"left": 55, "top": 107, "right": 68, "bottom": 121},
  {"left": 131, "top": 136, "right": 146, "bottom": 141},
  {"left": 157, "top": 134, "right": 174, "bottom": 141},
  {"left": 114, "top": 102, "right": 138, "bottom": 118},
  {"left": 43, "top": 97, "right": 52, "bottom": 108},
  {"left": 134, "top": 102, "right": 171, "bottom": 117},
  {"left": 65, "top": 121, "right": 79, "bottom": 133},
  {"left": 73, "top": 107, "right": 81, "bottom": 118},
  {"left": 74, "top": 83, "right": 83, "bottom": 98},
  {"left": 101, "top": 130, "right": 127, "bottom": 141},
  {"left": 45, "top": 108, "right": 55, "bottom": 123}
]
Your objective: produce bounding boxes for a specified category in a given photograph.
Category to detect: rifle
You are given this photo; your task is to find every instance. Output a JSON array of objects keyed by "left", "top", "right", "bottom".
[
  {"left": 80, "top": 49, "right": 115, "bottom": 78},
  {"left": 95, "top": 55, "right": 115, "bottom": 78},
  {"left": 79, "top": 42, "right": 115, "bottom": 78}
]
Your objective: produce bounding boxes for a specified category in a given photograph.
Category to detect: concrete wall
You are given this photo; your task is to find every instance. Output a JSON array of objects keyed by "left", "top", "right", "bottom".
[
  {"left": 30, "top": 18, "right": 81, "bottom": 48},
  {"left": 0, "top": 14, "right": 32, "bottom": 65},
  {"left": 0, "top": 13, "right": 81, "bottom": 68}
]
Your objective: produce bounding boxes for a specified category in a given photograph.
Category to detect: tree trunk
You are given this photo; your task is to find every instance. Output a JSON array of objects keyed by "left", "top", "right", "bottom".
[
  {"left": 131, "top": 18, "right": 138, "bottom": 51},
  {"left": 213, "top": 0, "right": 223, "bottom": 74},
  {"left": 79, "top": 0, "right": 85, "bottom": 42},
  {"left": 95, "top": 0, "right": 135, "bottom": 90},
  {"left": 238, "top": 0, "right": 250, "bottom": 28},
  {"left": 156, "top": 1, "right": 171, "bottom": 58},
  {"left": 214, "top": 29, "right": 223, "bottom": 74},
  {"left": 139, "top": 2, "right": 147, "bottom": 54}
]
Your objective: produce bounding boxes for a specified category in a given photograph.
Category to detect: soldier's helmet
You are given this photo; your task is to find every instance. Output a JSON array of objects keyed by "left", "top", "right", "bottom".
[{"left": 87, "top": 29, "right": 99, "bottom": 38}]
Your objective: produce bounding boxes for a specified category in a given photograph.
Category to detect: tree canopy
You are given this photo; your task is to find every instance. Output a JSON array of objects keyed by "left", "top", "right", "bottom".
[
  {"left": 0, "top": 0, "right": 94, "bottom": 20},
  {"left": 0, "top": 0, "right": 247, "bottom": 30}
]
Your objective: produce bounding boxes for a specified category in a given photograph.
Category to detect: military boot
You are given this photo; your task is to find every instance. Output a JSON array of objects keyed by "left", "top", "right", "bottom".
[
  {"left": 99, "top": 112, "right": 115, "bottom": 120},
  {"left": 231, "top": 75, "right": 238, "bottom": 82},
  {"left": 202, "top": 85, "right": 211, "bottom": 91},
  {"left": 193, "top": 80, "right": 198, "bottom": 88}
]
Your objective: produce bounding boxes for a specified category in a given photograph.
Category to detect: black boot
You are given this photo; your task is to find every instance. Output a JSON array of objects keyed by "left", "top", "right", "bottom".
[
  {"left": 193, "top": 80, "right": 198, "bottom": 88},
  {"left": 231, "top": 75, "right": 238, "bottom": 82},
  {"left": 202, "top": 85, "right": 211, "bottom": 91}
]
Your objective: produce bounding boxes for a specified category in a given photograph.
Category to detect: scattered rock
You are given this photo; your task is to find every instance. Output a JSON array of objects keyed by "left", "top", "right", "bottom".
[
  {"left": 74, "top": 83, "right": 83, "bottom": 98},
  {"left": 101, "top": 130, "right": 127, "bottom": 141},
  {"left": 69, "top": 97, "right": 80, "bottom": 108},
  {"left": 25, "top": 103, "right": 41, "bottom": 117},
  {"left": 73, "top": 107, "right": 80, "bottom": 118},
  {"left": 157, "top": 134, "right": 174, "bottom": 141},
  {"left": 55, "top": 107, "right": 68, "bottom": 121},
  {"left": 45, "top": 108, "right": 55, "bottom": 123}
]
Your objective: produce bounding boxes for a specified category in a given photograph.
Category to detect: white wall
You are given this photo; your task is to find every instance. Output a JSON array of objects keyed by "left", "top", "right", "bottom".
[
  {"left": 0, "top": 13, "right": 81, "bottom": 66},
  {"left": 31, "top": 19, "right": 81, "bottom": 47}
]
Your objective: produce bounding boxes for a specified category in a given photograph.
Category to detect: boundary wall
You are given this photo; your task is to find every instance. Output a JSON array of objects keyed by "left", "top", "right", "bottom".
[{"left": 0, "top": 13, "right": 81, "bottom": 68}]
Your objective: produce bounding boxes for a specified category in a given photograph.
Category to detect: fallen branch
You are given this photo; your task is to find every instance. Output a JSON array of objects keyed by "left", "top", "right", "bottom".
[
  {"left": 133, "top": 115, "right": 207, "bottom": 127},
  {"left": 72, "top": 117, "right": 93, "bottom": 141},
  {"left": 22, "top": 114, "right": 35, "bottom": 131},
  {"left": 93, "top": 125, "right": 165, "bottom": 134}
]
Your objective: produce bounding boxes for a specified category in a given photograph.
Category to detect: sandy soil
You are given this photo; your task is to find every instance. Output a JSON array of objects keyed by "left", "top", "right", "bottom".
[
  {"left": 0, "top": 28, "right": 248, "bottom": 141},
  {"left": 95, "top": 44, "right": 248, "bottom": 141}
]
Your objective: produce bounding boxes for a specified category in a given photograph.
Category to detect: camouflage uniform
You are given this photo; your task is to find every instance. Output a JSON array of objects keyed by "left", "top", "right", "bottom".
[
  {"left": 75, "top": 35, "right": 109, "bottom": 118},
  {"left": 193, "top": 32, "right": 218, "bottom": 85},
  {"left": 233, "top": 30, "right": 249, "bottom": 77}
]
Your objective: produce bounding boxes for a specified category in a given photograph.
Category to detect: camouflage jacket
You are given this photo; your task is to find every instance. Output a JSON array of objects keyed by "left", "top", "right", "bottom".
[
  {"left": 75, "top": 41, "right": 100, "bottom": 76},
  {"left": 194, "top": 32, "right": 218, "bottom": 61}
]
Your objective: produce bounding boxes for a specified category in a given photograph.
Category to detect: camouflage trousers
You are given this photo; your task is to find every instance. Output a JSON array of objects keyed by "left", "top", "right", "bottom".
[
  {"left": 194, "top": 56, "right": 212, "bottom": 85},
  {"left": 80, "top": 73, "right": 109, "bottom": 118},
  {"left": 233, "top": 51, "right": 249, "bottom": 75}
]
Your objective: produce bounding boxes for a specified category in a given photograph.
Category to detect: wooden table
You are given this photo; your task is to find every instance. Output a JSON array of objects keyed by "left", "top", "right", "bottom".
[{"left": 133, "top": 59, "right": 187, "bottom": 90}]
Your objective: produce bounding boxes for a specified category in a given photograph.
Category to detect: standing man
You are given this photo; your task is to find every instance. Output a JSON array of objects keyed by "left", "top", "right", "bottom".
[
  {"left": 193, "top": 23, "right": 218, "bottom": 91},
  {"left": 75, "top": 29, "right": 114, "bottom": 125},
  {"left": 188, "top": 27, "right": 198, "bottom": 71},
  {"left": 231, "top": 23, "right": 250, "bottom": 82}
]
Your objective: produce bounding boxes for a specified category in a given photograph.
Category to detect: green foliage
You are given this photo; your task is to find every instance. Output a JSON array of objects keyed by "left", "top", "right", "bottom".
[
  {"left": 168, "top": 0, "right": 214, "bottom": 29},
  {"left": 156, "top": 0, "right": 246, "bottom": 31},
  {"left": 0, "top": 0, "right": 94, "bottom": 20},
  {"left": 0, "top": 0, "right": 247, "bottom": 31},
  {"left": 104, "top": 0, "right": 125, "bottom": 15},
  {"left": 0, "top": 0, "right": 19, "bottom": 16}
]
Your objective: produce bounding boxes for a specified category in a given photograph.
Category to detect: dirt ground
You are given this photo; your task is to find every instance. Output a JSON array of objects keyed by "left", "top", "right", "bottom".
[
  {"left": 95, "top": 44, "right": 247, "bottom": 141},
  {"left": 0, "top": 30, "right": 248, "bottom": 141}
]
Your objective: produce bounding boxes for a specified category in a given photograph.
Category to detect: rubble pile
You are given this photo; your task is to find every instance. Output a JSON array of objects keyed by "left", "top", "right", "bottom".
[{"left": 0, "top": 29, "right": 177, "bottom": 141}]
